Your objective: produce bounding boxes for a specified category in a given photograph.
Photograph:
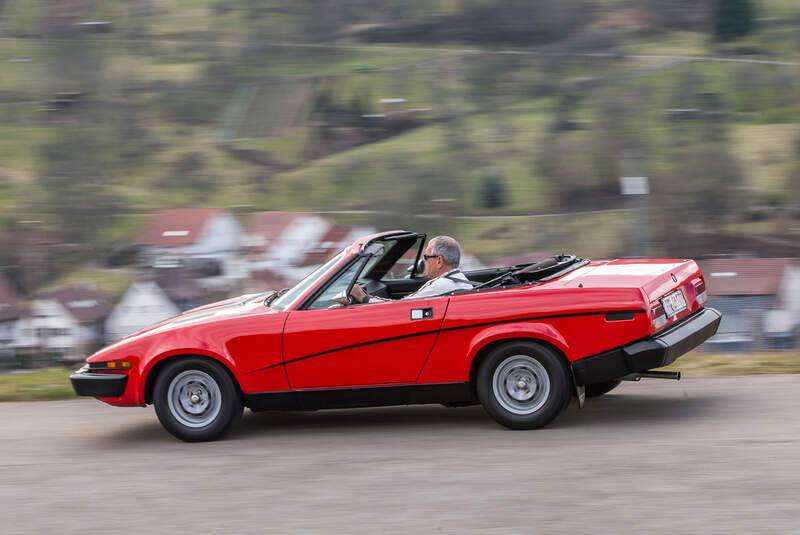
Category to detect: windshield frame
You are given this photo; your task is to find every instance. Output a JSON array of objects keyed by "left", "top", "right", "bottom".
[{"left": 268, "top": 250, "right": 347, "bottom": 310}]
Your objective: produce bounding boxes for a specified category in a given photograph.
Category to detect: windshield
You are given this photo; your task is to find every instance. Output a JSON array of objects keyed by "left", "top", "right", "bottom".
[{"left": 269, "top": 251, "right": 346, "bottom": 310}]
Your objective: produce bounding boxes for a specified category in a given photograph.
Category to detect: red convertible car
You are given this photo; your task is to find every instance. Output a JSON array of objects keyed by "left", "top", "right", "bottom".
[{"left": 72, "top": 230, "right": 721, "bottom": 441}]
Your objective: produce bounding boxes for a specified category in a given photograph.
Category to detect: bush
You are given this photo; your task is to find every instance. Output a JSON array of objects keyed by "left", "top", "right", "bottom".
[
  {"left": 712, "top": 0, "right": 754, "bottom": 42},
  {"left": 480, "top": 173, "right": 507, "bottom": 209}
]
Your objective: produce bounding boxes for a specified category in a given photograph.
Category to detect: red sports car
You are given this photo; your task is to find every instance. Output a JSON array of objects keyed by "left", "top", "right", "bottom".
[{"left": 72, "top": 230, "right": 721, "bottom": 441}]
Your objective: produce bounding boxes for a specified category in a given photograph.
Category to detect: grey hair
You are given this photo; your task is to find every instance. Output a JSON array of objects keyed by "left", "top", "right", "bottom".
[{"left": 429, "top": 235, "right": 461, "bottom": 268}]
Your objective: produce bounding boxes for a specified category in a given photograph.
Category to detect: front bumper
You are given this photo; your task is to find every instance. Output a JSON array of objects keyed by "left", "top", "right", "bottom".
[
  {"left": 572, "top": 307, "right": 722, "bottom": 386},
  {"left": 70, "top": 370, "right": 128, "bottom": 398}
]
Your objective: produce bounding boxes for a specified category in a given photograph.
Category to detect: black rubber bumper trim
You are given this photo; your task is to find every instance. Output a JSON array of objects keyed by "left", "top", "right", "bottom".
[
  {"left": 70, "top": 372, "right": 128, "bottom": 397},
  {"left": 571, "top": 307, "right": 722, "bottom": 386}
]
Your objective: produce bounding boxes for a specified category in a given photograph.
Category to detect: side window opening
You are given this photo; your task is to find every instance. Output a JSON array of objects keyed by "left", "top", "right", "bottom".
[
  {"left": 307, "top": 257, "right": 369, "bottom": 310},
  {"left": 382, "top": 237, "right": 424, "bottom": 280}
]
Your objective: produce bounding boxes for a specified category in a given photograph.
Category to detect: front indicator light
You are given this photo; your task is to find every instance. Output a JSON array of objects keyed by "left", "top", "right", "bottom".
[{"left": 90, "top": 360, "right": 132, "bottom": 370}]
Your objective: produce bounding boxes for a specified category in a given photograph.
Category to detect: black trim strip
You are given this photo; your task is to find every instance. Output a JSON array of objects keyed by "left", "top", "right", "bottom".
[
  {"left": 605, "top": 311, "right": 635, "bottom": 321},
  {"left": 249, "top": 308, "right": 647, "bottom": 374},
  {"left": 244, "top": 381, "right": 475, "bottom": 411}
]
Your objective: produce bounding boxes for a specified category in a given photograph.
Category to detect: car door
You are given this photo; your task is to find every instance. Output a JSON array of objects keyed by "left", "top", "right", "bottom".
[{"left": 282, "top": 296, "right": 449, "bottom": 389}]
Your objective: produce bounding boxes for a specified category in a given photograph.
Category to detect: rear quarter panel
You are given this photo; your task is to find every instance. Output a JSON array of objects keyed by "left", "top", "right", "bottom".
[{"left": 418, "top": 285, "right": 651, "bottom": 383}]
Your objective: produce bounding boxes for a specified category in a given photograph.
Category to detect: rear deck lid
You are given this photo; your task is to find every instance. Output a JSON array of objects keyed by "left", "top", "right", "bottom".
[{"left": 551, "top": 259, "right": 702, "bottom": 303}]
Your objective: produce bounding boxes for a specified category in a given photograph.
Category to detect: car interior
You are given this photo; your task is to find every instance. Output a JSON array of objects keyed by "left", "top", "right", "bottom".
[{"left": 305, "top": 233, "right": 589, "bottom": 308}]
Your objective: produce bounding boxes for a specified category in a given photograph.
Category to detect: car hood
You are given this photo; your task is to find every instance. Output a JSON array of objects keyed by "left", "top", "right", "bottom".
[{"left": 111, "top": 292, "right": 277, "bottom": 343}]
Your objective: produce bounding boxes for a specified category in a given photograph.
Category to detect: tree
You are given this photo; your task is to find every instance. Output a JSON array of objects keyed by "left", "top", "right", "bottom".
[
  {"left": 479, "top": 173, "right": 507, "bottom": 209},
  {"left": 37, "top": 124, "right": 121, "bottom": 245},
  {"left": 712, "top": 0, "right": 754, "bottom": 42}
]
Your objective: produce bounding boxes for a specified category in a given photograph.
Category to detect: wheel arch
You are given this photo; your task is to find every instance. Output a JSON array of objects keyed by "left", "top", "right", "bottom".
[
  {"left": 468, "top": 336, "right": 572, "bottom": 397},
  {"left": 144, "top": 353, "right": 242, "bottom": 405}
]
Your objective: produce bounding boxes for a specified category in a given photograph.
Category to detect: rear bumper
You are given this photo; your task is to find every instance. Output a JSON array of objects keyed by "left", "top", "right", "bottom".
[
  {"left": 70, "top": 371, "right": 128, "bottom": 397},
  {"left": 572, "top": 307, "right": 722, "bottom": 386}
]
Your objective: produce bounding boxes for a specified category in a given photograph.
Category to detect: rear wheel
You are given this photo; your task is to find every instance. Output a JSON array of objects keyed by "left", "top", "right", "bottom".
[
  {"left": 586, "top": 379, "right": 622, "bottom": 398},
  {"left": 476, "top": 341, "right": 570, "bottom": 430},
  {"left": 153, "top": 358, "right": 242, "bottom": 442}
]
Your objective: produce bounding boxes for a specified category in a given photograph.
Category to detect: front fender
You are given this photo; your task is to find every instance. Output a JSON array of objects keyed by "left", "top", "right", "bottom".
[{"left": 140, "top": 347, "right": 238, "bottom": 404}]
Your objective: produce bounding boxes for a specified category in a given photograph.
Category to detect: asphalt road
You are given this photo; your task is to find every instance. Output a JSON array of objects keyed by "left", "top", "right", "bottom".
[{"left": 2, "top": 375, "right": 799, "bottom": 534}]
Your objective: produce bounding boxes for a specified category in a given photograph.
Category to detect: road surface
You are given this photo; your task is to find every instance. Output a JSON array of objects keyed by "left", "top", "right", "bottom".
[{"left": 1, "top": 375, "right": 799, "bottom": 534}]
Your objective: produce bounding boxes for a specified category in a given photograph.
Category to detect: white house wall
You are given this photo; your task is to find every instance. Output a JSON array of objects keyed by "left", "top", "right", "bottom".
[
  {"left": 187, "top": 212, "right": 244, "bottom": 259},
  {"left": 266, "top": 216, "right": 330, "bottom": 268},
  {"left": 13, "top": 299, "right": 81, "bottom": 353},
  {"left": 105, "top": 281, "right": 181, "bottom": 343},
  {"left": 779, "top": 265, "right": 800, "bottom": 329}
]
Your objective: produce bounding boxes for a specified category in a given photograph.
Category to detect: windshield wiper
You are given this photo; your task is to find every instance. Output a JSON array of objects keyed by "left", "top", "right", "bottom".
[{"left": 265, "top": 287, "right": 289, "bottom": 306}]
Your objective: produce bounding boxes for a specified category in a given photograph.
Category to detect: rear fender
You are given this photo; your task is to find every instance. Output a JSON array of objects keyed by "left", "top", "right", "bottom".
[
  {"left": 464, "top": 323, "right": 585, "bottom": 404},
  {"left": 465, "top": 322, "right": 571, "bottom": 376}
]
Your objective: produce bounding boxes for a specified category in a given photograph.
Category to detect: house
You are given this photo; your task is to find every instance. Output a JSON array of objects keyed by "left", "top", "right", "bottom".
[
  {"left": 136, "top": 208, "right": 244, "bottom": 267},
  {"left": 0, "top": 274, "right": 21, "bottom": 367},
  {"left": 243, "top": 211, "right": 331, "bottom": 275},
  {"left": 699, "top": 258, "right": 800, "bottom": 351},
  {"left": 294, "top": 223, "right": 376, "bottom": 279},
  {"left": 105, "top": 271, "right": 209, "bottom": 344},
  {"left": 240, "top": 268, "right": 291, "bottom": 295},
  {"left": 14, "top": 285, "right": 110, "bottom": 365}
]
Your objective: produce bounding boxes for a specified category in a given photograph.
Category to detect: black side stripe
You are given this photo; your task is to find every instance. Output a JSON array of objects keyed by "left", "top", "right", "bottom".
[{"left": 248, "top": 308, "right": 646, "bottom": 374}]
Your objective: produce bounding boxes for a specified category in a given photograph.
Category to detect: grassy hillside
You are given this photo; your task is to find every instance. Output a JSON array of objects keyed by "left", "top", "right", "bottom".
[{"left": 0, "top": 0, "right": 799, "bottom": 279}]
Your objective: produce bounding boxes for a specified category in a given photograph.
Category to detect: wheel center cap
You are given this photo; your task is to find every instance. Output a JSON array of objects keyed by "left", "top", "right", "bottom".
[{"left": 190, "top": 393, "right": 201, "bottom": 403}]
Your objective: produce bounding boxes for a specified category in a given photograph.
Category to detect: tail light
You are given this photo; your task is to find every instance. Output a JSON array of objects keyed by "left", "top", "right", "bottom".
[
  {"left": 694, "top": 279, "right": 707, "bottom": 305},
  {"left": 651, "top": 302, "right": 667, "bottom": 330}
]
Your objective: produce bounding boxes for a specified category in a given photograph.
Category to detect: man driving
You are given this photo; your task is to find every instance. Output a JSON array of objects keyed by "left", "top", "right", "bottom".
[{"left": 350, "top": 235, "right": 473, "bottom": 303}]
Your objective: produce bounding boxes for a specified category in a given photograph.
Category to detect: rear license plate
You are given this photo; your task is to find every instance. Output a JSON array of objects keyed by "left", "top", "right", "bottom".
[{"left": 661, "top": 289, "right": 687, "bottom": 318}]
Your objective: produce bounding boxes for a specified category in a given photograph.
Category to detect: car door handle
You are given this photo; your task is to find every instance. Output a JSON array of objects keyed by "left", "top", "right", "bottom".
[{"left": 410, "top": 308, "right": 434, "bottom": 320}]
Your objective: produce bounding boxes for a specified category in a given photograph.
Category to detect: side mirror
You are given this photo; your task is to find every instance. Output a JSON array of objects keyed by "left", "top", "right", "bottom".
[{"left": 331, "top": 290, "right": 352, "bottom": 307}]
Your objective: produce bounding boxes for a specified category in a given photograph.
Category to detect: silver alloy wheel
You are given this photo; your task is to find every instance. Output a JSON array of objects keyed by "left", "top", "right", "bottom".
[
  {"left": 491, "top": 355, "right": 551, "bottom": 415},
  {"left": 167, "top": 370, "right": 222, "bottom": 428}
]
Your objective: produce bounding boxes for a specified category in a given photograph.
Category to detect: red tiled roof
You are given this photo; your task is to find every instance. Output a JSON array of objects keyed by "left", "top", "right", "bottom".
[
  {"left": 699, "top": 258, "right": 794, "bottom": 296},
  {"left": 246, "top": 212, "right": 301, "bottom": 243},
  {"left": 0, "top": 274, "right": 21, "bottom": 322},
  {"left": 42, "top": 284, "right": 110, "bottom": 323},
  {"left": 154, "top": 271, "right": 208, "bottom": 303},
  {"left": 300, "top": 224, "right": 352, "bottom": 267},
  {"left": 136, "top": 208, "right": 221, "bottom": 247}
]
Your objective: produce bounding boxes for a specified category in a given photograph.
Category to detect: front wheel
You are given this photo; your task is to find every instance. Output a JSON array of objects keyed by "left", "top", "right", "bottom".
[
  {"left": 153, "top": 358, "right": 242, "bottom": 442},
  {"left": 476, "top": 341, "right": 570, "bottom": 430}
]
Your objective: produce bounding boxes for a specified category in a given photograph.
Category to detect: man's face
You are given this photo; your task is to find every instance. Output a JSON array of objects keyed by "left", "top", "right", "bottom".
[{"left": 422, "top": 243, "right": 444, "bottom": 278}]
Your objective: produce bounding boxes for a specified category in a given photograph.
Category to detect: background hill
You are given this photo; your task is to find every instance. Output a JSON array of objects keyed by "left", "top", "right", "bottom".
[{"left": 1, "top": 0, "right": 799, "bottom": 293}]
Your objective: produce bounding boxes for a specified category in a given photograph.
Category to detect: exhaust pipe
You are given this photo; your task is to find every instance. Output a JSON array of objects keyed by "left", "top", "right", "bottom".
[
  {"left": 622, "top": 370, "right": 681, "bottom": 381},
  {"left": 638, "top": 370, "right": 681, "bottom": 380}
]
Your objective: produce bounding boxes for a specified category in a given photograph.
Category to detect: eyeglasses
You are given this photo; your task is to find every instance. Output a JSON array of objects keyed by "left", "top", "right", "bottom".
[{"left": 423, "top": 254, "right": 441, "bottom": 261}]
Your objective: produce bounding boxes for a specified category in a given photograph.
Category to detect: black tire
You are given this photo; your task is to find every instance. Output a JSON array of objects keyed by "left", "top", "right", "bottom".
[
  {"left": 153, "top": 357, "right": 243, "bottom": 442},
  {"left": 586, "top": 379, "right": 622, "bottom": 398},
  {"left": 476, "top": 341, "right": 570, "bottom": 430}
]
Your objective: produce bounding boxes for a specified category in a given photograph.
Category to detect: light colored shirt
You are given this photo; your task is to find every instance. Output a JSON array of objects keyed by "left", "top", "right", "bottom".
[{"left": 369, "top": 268, "right": 473, "bottom": 303}]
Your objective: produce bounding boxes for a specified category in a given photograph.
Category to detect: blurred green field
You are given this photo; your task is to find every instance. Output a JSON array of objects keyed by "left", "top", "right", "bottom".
[
  {"left": 666, "top": 351, "right": 800, "bottom": 376},
  {"left": 0, "top": 368, "right": 76, "bottom": 401}
]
